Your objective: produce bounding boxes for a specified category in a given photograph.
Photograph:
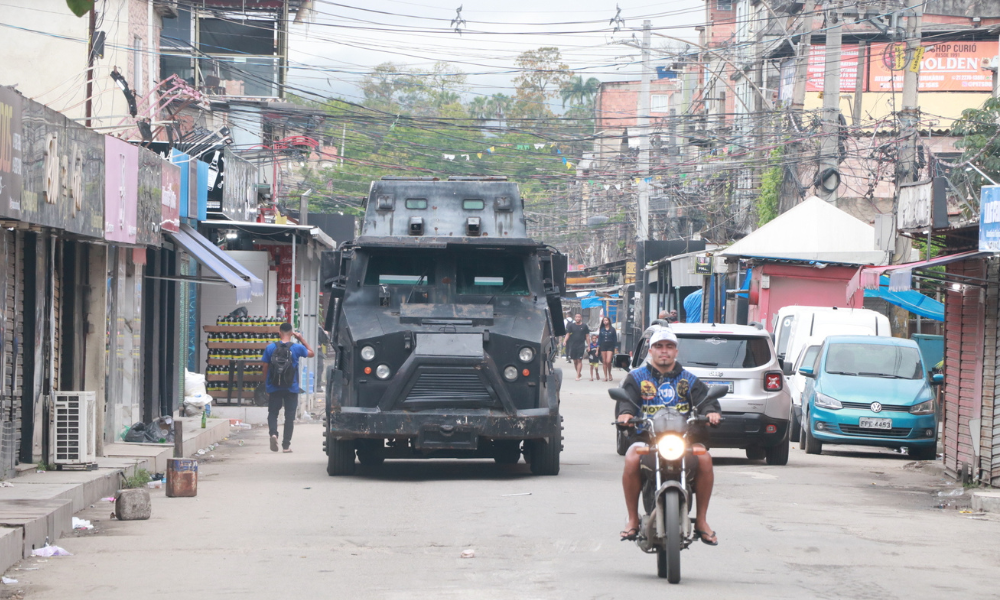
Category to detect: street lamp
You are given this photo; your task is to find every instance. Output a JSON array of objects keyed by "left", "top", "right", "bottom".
[{"left": 965, "top": 164, "right": 999, "bottom": 186}]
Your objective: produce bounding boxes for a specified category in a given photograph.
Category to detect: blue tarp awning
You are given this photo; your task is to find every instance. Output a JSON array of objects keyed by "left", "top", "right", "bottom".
[
  {"left": 864, "top": 275, "right": 943, "bottom": 321},
  {"left": 168, "top": 224, "right": 264, "bottom": 305}
]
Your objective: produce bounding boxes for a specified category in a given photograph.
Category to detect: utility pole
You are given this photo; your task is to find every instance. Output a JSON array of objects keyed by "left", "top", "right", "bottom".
[
  {"left": 790, "top": 0, "right": 816, "bottom": 113},
  {"left": 636, "top": 19, "right": 652, "bottom": 242},
  {"left": 817, "top": 2, "right": 843, "bottom": 202},
  {"left": 852, "top": 42, "right": 867, "bottom": 126},
  {"left": 896, "top": 5, "right": 923, "bottom": 191},
  {"left": 84, "top": 6, "right": 97, "bottom": 128}
]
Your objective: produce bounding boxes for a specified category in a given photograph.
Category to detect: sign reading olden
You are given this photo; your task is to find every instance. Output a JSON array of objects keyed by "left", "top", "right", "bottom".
[
  {"left": 104, "top": 136, "right": 138, "bottom": 244},
  {"left": 869, "top": 41, "right": 998, "bottom": 91},
  {"left": 161, "top": 160, "right": 180, "bottom": 233},
  {"left": 980, "top": 186, "right": 1000, "bottom": 252}
]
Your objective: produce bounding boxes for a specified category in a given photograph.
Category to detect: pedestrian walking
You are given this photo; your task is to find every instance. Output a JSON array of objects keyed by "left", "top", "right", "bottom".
[
  {"left": 564, "top": 313, "right": 590, "bottom": 381},
  {"left": 261, "top": 322, "right": 315, "bottom": 453},
  {"left": 588, "top": 334, "right": 601, "bottom": 381},
  {"left": 597, "top": 316, "right": 618, "bottom": 382}
]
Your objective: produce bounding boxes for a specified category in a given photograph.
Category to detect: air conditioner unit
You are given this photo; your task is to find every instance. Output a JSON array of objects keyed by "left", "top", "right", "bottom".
[{"left": 49, "top": 392, "right": 97, "bottom": 469}]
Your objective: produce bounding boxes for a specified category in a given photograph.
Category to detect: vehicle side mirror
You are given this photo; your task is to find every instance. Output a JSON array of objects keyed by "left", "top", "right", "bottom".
[
  {"left": 798, "top": 365, "right": 815, "bottom": 378},
  {"left": 782, "top": 362, "right": 794, "bottom": 376},
  {"left": 931, "top": 373, "right": 944, "bottom": 385},
  {"left": 614, "top": 353, "right": 631, "bottom": 370}
]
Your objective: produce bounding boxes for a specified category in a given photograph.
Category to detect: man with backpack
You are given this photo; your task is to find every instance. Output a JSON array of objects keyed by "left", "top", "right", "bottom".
[{"left": 261, "top": 322, "right": 315, "bottom": 453}]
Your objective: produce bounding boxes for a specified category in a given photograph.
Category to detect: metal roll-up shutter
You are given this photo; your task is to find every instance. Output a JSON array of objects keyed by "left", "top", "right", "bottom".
[{"left": 0, "top": 230, "right": 23, "bottom": 475}]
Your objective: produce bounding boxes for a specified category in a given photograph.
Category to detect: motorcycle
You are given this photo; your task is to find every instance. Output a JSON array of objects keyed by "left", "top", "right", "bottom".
[{"left": 609, "top": 384, "right": 727, "bottom": 583}]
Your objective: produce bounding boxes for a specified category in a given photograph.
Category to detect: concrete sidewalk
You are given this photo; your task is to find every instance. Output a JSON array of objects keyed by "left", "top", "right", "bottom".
[{"left": 0, "top": 416, "right": 230, "bottom": 572}]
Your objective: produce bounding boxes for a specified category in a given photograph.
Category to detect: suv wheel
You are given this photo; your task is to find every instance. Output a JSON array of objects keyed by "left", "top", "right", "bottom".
[
  {"left": 527, "top": 433, "right": 561, "bottom": 476},
  {"left": 765, "top": 427, "right": 790, "bottom": 465},
  {"left": 327, "top": 439, "right": 357, "bottom": 476},
  {"left": 790, "top": 410, "right": 801, "bottom": 443},
  {"left": 745, "top": 447, "right": 766, "bottom": 461}
]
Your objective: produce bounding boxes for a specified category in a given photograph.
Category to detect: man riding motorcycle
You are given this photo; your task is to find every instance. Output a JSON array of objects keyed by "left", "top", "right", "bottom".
[{"left": 617, "top": 328, "right": 721, "bottom": 545}]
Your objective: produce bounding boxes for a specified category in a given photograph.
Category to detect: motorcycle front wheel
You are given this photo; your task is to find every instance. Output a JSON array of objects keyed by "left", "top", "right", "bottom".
[{"left": 657, "top": 488, "right": 682, "bottom": 583}]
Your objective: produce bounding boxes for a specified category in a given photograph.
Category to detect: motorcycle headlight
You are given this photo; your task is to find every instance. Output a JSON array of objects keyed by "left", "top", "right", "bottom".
[
  {"left": 814, "top": 392, "right": 842, "bottom": 410},
  {"left": 518, "top": 347, "right": 535, "bottom": 363},
  {"left": 360, "top": 346, "right": 376, "bottom": 361},
  {"left": 657, "top": 434, "right": 685, "bottom": 461},
  {"left": 503, "top": 366, "right": 518, "bottom": 381},
  {"left": 909, "top": 399, "right": 934, "bottom": 415},
  {"left": 375, "top": 364, "right": 391, "bottom": 380}
]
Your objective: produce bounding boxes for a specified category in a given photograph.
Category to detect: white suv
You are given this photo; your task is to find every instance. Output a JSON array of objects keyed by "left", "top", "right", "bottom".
[{"left": 616, "top": 322, "right": 792, "bottom": 465}]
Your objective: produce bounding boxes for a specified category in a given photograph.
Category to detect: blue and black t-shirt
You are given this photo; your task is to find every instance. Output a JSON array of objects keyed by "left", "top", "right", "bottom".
[{"left": 618, "top": 363, "right": 719, "bottom": 435}]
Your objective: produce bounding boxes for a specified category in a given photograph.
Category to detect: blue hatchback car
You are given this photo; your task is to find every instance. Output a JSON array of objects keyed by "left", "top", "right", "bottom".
[{"left": 798, "top": 335, "right": 939, "bottom": 460}]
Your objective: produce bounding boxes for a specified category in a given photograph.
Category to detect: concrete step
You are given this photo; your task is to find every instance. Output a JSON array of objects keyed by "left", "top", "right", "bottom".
[
  {"left": 0, "top": 499, "right": 73, "bottom": 559},
  {"left": 971, "top": 490, "right": 1000, "bottom": 513}
]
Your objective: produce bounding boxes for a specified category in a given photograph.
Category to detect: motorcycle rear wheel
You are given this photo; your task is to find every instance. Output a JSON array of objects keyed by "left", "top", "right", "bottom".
[{"left": 658, "top": 489, "right": 682, "bottom": 583}]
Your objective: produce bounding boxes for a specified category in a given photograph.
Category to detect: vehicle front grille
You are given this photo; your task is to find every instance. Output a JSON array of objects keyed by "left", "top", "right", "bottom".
[
  {"left": 403, "top": 370, "right": 497, "bottom": 408},
  {"left": 840, "top": 401, "right": 910, "bottom": 412},
  {"left": 837, "top": 424, "right": 912, "bottom": 437}
]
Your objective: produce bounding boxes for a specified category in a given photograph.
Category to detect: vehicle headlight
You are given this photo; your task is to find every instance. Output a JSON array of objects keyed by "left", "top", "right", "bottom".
[
  {"left": 909, "top": 399, "right": 935, "bottom": 415},
  {"left": 375, "top": 364, "right": 391, "bottom": 380},
  {"left": 814, "top": 392, "right": 842, "bottom": 410},
  {"left": 518, "top": 347, "right": 535, "bottom": 363},
  {"left": 657, "top": 435, "right": 685, "bottom": 461},
  {"left": 360, "top": 346, "right": 376, "bottom": 361},
  {"left": 503, "top": 366, "right": 518, "bottom": 381}
]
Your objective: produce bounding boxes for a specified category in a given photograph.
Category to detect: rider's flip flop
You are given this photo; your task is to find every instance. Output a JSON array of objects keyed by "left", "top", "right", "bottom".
[
  {"left": 694, "top": 529, "right": 718, "bottom": 546},
  {"left": 620, "top": 528, "right": 639, "bottom": 541}
]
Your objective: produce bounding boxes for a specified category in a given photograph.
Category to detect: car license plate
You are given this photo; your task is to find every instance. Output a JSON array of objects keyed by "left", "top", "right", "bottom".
[
  {"left": 706, "top": 380, "right": 734, "bottom": 393},
  {"left": 859, "top": 417, "right": 892, "bottom": 430}
]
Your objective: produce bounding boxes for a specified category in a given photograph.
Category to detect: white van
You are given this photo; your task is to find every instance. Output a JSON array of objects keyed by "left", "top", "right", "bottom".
[{"left": 772, "top": 306, "right": 891, "bottom": 440}]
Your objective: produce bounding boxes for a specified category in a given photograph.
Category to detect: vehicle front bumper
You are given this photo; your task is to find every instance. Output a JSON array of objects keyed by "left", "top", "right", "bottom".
[
  {"left": 708, "top": 412, "right": 789, "bottom": 449},
  {"left": 810, "top": 407, "right": 937, "bottom": 448},
  {"left": 327, "top": 407, "right": 561, "bottom": 441}
]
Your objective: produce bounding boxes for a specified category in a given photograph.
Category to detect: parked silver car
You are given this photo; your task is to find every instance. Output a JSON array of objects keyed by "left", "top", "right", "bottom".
[{"left": 616, "top": 322, "right": 792, "bottom": 465}]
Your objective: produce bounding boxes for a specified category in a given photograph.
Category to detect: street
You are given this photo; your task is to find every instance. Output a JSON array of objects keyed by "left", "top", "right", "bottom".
[{"left": 9, "top": 375, "right": 1000, "bottom": 600}]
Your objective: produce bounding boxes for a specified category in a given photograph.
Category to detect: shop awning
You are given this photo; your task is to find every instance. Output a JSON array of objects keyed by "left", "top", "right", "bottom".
[
  {"left": 846, "top": 250, "right": 991, "bottom": 301},
  {"left": 167, "top": 224, "right": 264, "bottom": 304},
  {"left": 865, "top": 275, "right": 944, "bottom": 321}
]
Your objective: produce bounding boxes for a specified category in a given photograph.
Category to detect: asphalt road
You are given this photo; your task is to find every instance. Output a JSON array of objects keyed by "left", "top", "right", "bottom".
[{"left": 10, "top": 374, "right": 1000, "bottom": 600}]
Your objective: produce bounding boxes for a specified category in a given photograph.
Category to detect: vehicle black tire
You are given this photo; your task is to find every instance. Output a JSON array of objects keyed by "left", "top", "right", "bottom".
[
  {"left": 616, "top": 427, "right": 630, "bottom": 456},
  {"left": 766, "top": 428, "right": 790, "bottom": 466},
  {"left": 326, "top": 439, "right": 356, "bottom": 476},
  {"left": 790, "top": 410, "right": 801, "bottom": 443},
  {"left": 799, "top": 418, "right": 807, "bottom": 450},
  {"left": 528, "top": 433, "right": 561, "bottom": 476},
  {"left": 745, "top": 447, "right": 766, "bottom": 461},
  {"left": 909, "top": 445, "right": 937, "bottom": 460},
  {"left": 493, "top": 440, "right": 522, "bottom": 465},
  {"left": 662, "top": 488, "right": 682, "bottom": 583},
  {"left": 803, "top": 421, "right": 822, "bottom": 455},
  {"left": 356, "top": 440, "right": 385, "bottom": 467}
]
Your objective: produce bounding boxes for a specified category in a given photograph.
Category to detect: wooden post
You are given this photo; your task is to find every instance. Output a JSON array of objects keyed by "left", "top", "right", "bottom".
[{"left": 173, "top": 419, "right": 183, "bottom": 458}]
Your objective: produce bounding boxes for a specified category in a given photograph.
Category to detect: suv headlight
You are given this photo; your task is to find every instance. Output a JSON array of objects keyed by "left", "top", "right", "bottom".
[
  {"left": 503, "top": 366, "right": 518, "bottom": 381},
  {"left": 518, "top": 347, "right": 535, "bottom": 363},
  {"left": 360, "top": 346, "right": 376, "bottom": 361},
  {"left": 909, "top": 399, "right": 934, "bottom": 415},
  {"left": 814, "top": 392, "right": 842, "bottom": 410},
  {"left": 657, "top": 434, "right": 685, "bottom": 461},
  {"left": 375, "top": 364, "right": 391, "bottom": 380}
]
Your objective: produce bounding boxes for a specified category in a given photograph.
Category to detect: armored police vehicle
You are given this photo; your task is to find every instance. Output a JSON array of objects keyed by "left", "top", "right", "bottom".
[{"left": 322, "top": 176, "right": 567, "bottom": 476}]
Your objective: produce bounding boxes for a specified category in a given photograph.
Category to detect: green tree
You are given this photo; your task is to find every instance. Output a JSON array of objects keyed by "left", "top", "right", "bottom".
[
  {"left": 559, "top": 75, "right": 600, "bottom": 108},
  {"left": 950, "top": 96, "right": 1000, "bottom": 209},
  {"left": 511, "top": 47, "right": 571, "bottom": 124},
  {"left": 755, "top": 147, "right": 784, "bottom": 226}
]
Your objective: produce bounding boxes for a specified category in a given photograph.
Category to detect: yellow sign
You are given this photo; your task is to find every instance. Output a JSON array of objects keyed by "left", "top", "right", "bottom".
[
  {"left": 625, "top": 261, "right": 636, "bottom": 284},
  {"left": 910, "top": 46, "right": 926, "bottom": 72}
]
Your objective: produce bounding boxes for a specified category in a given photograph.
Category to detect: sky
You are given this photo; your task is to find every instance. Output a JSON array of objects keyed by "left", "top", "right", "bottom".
[{"left": 286, "top": 0, "right": 706, "bottom": 104}]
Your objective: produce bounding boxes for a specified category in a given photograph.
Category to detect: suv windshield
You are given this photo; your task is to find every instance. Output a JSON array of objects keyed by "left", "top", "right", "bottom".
[
  {"left": 825, "top": 343, "right": 923, "bottom": 379},
  {"left": 456, "top": 254, "right": 529, "bottom": 295},
  {"left": 676, "top": 335, "right": 772, "bottom": 368}
]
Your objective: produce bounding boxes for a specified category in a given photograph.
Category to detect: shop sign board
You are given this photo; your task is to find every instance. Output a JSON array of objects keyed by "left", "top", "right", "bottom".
[
  {"left": 0, "top": 87, "right": 23, "bottom": 216},
  {"left": 14, "top": 98, "right": 104, "bottom": 236},
  {"left": 171, "top": 149, "right": 196, "bottom": 220},
  {"left": 136, "top": 147, "right": 162, "bottom": 245},
  {"left": 220, "top": 147, "right": 256, "bottom": 222},
  {"left": 104, "top": 136, "right": 138, "bottom": 244},
  {"left": 869, "top": 41, "right": 997, "bottom": 92},
  {"left": 806, "top": 44, "right": 865, "bottom": 92},
  {"left": 980, "top": 186, "right": 1000, "bottom": 252},
  {"left": 161, "top": 160, "right": 181, "bottom": 233}
]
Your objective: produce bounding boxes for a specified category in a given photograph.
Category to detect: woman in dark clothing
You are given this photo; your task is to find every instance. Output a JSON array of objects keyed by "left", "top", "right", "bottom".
[{"left": 597, "top": 316, "right": 618, "bottom": 382}]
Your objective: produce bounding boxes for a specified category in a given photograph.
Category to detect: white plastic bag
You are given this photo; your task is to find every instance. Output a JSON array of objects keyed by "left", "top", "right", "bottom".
[
  {"left": 184, "top": 370, "right": 208, "bottom": 397},
  {"left": 182, "top": 394, "right": 212, "bottom": 417}
]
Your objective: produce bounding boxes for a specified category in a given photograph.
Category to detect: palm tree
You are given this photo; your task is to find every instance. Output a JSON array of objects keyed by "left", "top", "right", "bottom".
[
  {"left": 468, "top": 96, "right": 490, "bottom": 120},
  {"left": 486, "top": 93, "right": 512, "bottom": 128},
  {"left": 560, "top": 75, "right": 601, "bottom": 108}
]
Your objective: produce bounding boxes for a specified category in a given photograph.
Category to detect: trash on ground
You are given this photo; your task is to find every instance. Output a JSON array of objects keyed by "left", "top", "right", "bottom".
[
  {"left": 147, "top": 480, "right": 162, "bottom": 489},
  {"left": 0, "top": 481, "right": 13, "bottom": 488},
  {"left": 502, "top": 492, "right": 531, "bottom": 497},
  {"left": 2, "top": 576, "right": 17, "bottom": 584},
  {"left": 937, "top": 488, "right": 965, "bottom": 497},
  {"left": 72, "top": 517, "right": 94, "bottom": 530},
  {"left": 460, "top": 548, "right": 475, "bottom": 558},
  {"left": 101, "top": 497, "right": 115, "bottom": 502},
  {"left": 32, "top": 545, "right": 71, "bottom": 557}
]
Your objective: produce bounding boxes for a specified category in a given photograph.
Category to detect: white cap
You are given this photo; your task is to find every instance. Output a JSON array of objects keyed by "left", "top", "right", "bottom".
[{"left": 649, "top": 328, "right": 678, "bottom": 346}]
